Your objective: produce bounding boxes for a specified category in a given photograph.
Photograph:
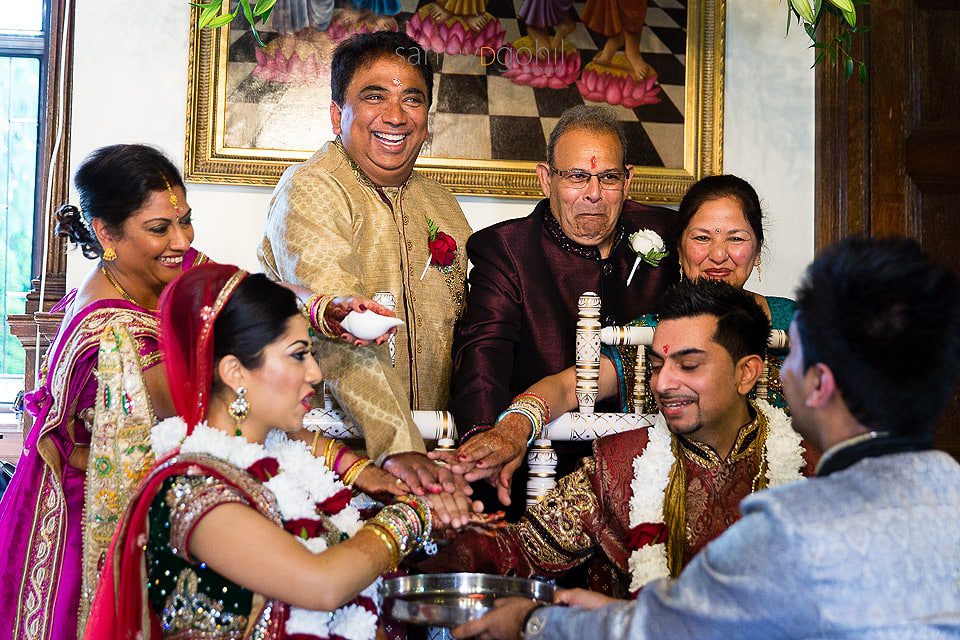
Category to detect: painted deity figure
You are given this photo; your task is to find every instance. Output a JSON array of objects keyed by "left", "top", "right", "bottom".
[
  {"left": 518, "top": 0, "right": 576, "bottom": 52},
  {"left": 407, "top": 0, "right": 506, "bottom": 56},
  {"left": 583, "top": 0, "right": 654, "bottom": 80}
]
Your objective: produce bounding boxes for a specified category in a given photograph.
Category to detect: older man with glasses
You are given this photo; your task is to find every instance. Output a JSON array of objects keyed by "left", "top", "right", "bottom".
[{"left": 448, "top": 105, "right": 677, "bottom": 517}]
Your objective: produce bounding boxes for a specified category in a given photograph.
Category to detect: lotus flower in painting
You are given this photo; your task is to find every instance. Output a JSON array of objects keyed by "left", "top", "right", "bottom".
[
  {"left": 253, "top": 36, "right": 326, "bottom": 84},
  {"left": 324, "top": 13, "right": 399, "bottom": 43},
  {"left": 501, "top": 36, "right": 581, "bottom": 90},
  {"left": 406, "top": 7, "right": 505, "bottom": 56},
  {"left": 577, "top": 55, "right": 662, "bottom": 109}
]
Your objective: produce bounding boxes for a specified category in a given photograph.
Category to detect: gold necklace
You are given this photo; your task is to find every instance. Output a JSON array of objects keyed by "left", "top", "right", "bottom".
[{"left": 100, "top": 265, "right": 152, "bottom": 310}]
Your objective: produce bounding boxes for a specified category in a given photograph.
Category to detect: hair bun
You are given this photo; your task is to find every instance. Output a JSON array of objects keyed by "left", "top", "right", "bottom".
[{"left": 54, "top": 203, "right": 102, "bottom": 259}]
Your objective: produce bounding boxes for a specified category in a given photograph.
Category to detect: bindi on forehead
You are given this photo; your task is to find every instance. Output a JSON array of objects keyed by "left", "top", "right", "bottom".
[
  {"left": 392, "top": 77, "right": 402, "bottom": 86},
  {"left": 590, "top": 156, "right": 598, "bottom": 169},
  {"left": 662, "top": 344, "right": 669, "bottom": 355}
]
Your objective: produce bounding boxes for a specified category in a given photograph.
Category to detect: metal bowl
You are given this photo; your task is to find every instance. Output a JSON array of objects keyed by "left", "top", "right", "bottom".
[{"left": 381, "top": 573, "right": 555, "bottom": 627}]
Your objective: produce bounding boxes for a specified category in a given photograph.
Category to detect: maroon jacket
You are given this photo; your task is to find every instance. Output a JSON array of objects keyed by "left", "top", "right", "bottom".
[{"left": 450, "top": 199, "right": 677, "bottom": 516}]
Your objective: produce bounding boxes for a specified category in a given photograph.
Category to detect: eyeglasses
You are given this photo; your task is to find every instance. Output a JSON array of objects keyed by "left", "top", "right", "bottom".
[{"left": 548, "top": 166, "right": 628, "bottom": 190}]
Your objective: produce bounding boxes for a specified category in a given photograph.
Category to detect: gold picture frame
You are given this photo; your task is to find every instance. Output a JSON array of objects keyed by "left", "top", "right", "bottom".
[{"left": 184, "top": 1, "right": 724, "bottom": 203}]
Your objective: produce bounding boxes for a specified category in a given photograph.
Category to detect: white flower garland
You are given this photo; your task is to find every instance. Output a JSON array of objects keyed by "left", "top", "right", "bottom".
[
  {"left": 626, "top": 402, "right": 805, "bottom": 592},
  {"left": 151, "top": 418, "right": 380, "bottom": 640}
]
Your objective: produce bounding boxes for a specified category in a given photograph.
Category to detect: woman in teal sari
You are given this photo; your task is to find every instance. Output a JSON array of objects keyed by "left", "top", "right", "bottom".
[{"left": 607, "top": 174, "right": 793, "bottom": 412}]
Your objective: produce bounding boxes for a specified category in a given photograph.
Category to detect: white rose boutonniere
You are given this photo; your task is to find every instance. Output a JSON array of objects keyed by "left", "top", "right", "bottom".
[{"left": 626, "top": 229, "right": 669, "bottom": 286}]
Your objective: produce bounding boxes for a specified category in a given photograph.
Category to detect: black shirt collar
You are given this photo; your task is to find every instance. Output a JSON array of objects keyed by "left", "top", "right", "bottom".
[
  {"left": 538, "top": 199, "right": 623, "bottom": 261},
  {"left": 815, "top": 431, "right": 930, "bottom": 476}
]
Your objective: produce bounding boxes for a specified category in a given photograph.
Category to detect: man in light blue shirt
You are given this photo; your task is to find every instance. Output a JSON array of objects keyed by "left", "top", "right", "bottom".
[{"left": 455, "top": 236, "right": 960, "bottom": 640}]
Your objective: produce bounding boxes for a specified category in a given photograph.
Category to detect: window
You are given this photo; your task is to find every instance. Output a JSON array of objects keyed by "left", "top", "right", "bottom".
[{"left": 0, "top": 0, "right": 47, "bottom": 386}]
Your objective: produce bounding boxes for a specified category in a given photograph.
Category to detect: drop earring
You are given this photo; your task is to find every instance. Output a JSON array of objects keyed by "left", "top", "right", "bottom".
[
  {"left": 228, "top": 386, "right": 249, "bottom": 435},
  {"left": 756, "top": 256, "right": 762, "bottom": 283},
  {"left": 678, "top": 256, "right": 684, "bottom": 282}
]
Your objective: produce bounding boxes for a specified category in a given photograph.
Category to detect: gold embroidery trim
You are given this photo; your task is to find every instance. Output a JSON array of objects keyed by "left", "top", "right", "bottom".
[
  {"left": 166, "top": 477, "right": 250, "bottom": 562},
  {"left": 159, "top": 569, "right": 249, "bottom": 636},
  {"left": 514, "top": 467, "right": 598, "bottom": 566},
  {"left": 679, "top": 401, "right": 767, "bottom": 469}
]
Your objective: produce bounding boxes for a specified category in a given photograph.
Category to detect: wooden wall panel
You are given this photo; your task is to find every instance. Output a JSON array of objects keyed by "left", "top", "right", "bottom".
[{"left": 816, "top": 0, "right": 960, "bottom": 457}]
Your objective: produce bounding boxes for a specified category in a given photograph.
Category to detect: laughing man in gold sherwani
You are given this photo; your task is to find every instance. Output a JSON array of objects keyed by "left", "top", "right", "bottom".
[{"left": 259, "top": 32, "right": 472, "bottom": 491}]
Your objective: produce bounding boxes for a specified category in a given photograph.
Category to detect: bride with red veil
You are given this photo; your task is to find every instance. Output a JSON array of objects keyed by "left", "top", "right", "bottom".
[{"left": 85, "top": 264, "right": 476, "bottom": 639}]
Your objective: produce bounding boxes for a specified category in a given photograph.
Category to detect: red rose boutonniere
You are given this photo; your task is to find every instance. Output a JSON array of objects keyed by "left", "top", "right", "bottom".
[{"left": 420, "top": 215, "right": 458, "bottom": 280}]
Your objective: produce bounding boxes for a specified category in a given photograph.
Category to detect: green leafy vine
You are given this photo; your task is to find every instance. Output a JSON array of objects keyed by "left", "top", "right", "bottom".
[
  {"left": 787, "top": 0, "right": 870, "bottom": 81},
  {"left": 192, "top": 0, "right": 278, "bottom": 47}
]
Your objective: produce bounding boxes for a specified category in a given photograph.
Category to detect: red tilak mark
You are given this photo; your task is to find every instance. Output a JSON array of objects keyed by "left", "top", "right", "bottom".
[
  {"left": 662, "top": 345, "right": 669, "bottom": 355},
  {"left": 590, "top": 156, "right": 598, "bottom": 169}
]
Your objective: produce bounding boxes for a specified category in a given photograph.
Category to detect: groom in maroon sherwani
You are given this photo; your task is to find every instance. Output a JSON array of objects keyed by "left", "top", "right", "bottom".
[
  {"left": 429, "top": 280, "right": 816, "bottom": 596},
  {"left": 450, "top": 105, "right": 677, "bottom": 517}
]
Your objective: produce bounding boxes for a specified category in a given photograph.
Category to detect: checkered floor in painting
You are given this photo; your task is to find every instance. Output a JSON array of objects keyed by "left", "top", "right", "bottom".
[{"left": 225, "top": 0, "right": 687, "bottom": 167}]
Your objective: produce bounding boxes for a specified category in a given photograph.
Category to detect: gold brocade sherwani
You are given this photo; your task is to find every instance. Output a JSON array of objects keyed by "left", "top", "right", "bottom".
[
  {"left": 259, "top": 141, "right": 471, "bottom": 462},
  {"left": 422, "top": 412, "right": 818, "bottom": 597}
]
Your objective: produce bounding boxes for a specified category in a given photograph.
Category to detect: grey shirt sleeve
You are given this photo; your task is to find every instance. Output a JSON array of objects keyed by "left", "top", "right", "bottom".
[{"left": 527, "top": 495, "right": 817, "bottom": 640}]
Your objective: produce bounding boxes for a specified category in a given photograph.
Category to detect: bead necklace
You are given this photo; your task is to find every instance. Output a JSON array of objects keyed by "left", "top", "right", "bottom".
[{"left": 100, "top": 265, "right": 152, "bottom": 310}]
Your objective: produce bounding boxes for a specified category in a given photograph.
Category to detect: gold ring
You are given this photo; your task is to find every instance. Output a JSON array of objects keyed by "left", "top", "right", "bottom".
[
  {"left": 434, "top": 460, "right": 449, "bottom": 468},
  {"left": 395, "top": 478, "right": 404, "bottom": 486}
]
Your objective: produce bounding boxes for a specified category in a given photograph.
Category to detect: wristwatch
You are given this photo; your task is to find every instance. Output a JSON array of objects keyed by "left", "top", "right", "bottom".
[{"left": 522, "top": 604, "right": 549, "bottom": 638}]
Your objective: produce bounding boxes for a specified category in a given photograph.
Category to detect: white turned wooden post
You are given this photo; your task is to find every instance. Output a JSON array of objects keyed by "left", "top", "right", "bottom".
[
  {"left": 576, "top": 292, "right": 602, "bottom": 413},
  {"left": 526, "top": 439, "right": 558, "bottom": 506},
  {"left": 758, "top": 329, "right": 789, "bottom": 403},
  {"left": 633, "top": 344, "right": 647, "bottom": 413},
  {"left": 373, "top": 291, "right": 397, "bottom": 368},
  {"left": 756, "top": 362, "right": 769, "bottom": 401}
]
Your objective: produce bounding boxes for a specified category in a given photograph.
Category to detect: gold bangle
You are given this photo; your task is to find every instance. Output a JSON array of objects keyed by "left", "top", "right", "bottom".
[
  {"left": 323, "top": 439, "right": 344, "bottom": 470},
  {"left": 307, "top": 293, "right": 338, "bottom": 339},
  {"left": 317, "top": 295, "right": 338, "bottom": 339},
  {"left": 311, "top": 431, "right": 323, "bottom": 457},
  {"left": 363, "top": 523, "right": 400, "bottom": 570},
  {"left": 343, "top": 458, "right": 372, "bottom": 486}
]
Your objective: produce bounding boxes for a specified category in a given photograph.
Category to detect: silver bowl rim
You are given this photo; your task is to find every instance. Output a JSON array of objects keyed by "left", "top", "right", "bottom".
[{"left": 380, "top": 572, "right": 556, "bottom": 600}]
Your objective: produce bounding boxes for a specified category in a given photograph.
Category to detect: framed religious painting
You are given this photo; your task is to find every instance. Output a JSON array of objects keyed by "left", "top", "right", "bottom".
[{"left": 185, "top": 0, "right": 724, "bottom": 203}]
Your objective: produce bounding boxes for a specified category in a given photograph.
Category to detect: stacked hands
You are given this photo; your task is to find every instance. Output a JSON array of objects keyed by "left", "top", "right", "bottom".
[
  {"left": 361, "top": 453, "right": 489, "bottom": 532},
  {"left": 293, "top": 431, "right": 499, "bottom": 532},
  {"left": 428, "top": 411, "right": 532, "bottom": 507},
  {"left": 377, "top": 454, "right": 507, "bottom": 533},
  {"left": 291, "top": 289, "right": 500, "bottom": 532}
]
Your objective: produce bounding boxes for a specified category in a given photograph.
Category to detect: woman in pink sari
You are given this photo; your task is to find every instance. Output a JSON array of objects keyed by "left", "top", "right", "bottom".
[
  {"left": 0, "top": 144, "right": 207, "bottom": 640},
  {"left": 0, "top": 145, "right": 396, "bottom": 640}
]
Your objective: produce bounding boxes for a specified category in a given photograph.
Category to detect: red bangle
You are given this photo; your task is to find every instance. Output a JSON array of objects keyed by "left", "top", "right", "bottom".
[
  {"left": 333, "top": 447, "right": 350, "bottom": 475},
  {"left": 515, "top": 391, "right": 551, "bottom": 423},
  {"left": 460, "top": 423, "right": 494, "bottom": 443}
]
